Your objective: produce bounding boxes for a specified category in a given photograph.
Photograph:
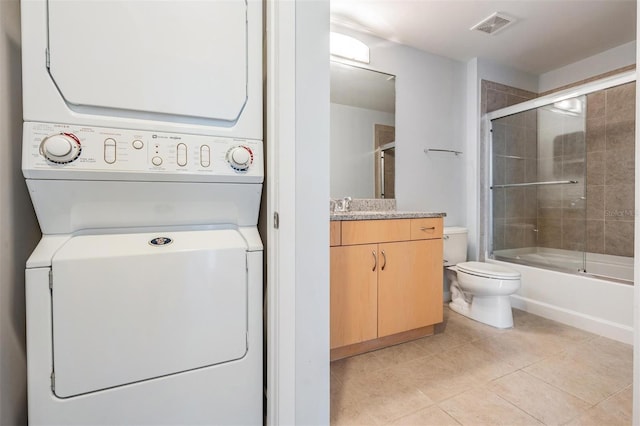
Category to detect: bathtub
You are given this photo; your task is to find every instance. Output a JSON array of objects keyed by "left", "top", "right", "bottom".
[
  {"left": 493, "top": 247, "right": 634, "bottom": 282},
  {"left": 489, "top": 247, "right": 634, "bottom": 344}
]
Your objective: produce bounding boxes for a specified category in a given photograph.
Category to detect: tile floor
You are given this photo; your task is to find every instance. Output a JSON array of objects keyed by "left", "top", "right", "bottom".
[{"left": 331, "top": 308, "right": 633, "bottom": 425}]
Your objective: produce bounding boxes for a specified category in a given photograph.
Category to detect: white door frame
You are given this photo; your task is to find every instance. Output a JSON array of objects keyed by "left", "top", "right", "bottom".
[
  {"left": 265, "top": 0, "right": 331, "bottom": 424},
  {"left": 265, "top": 0, "right": 297, "bottom": 423}
]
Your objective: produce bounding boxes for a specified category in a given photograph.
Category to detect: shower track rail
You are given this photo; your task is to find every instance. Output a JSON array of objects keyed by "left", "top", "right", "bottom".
[{"left": 490, "top": 180, "right": 578, "bottom": 189}]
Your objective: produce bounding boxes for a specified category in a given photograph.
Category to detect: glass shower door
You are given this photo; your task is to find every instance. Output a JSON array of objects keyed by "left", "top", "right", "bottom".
[{"left": 490, "top": 96, "right": 587, "bottom": 273}]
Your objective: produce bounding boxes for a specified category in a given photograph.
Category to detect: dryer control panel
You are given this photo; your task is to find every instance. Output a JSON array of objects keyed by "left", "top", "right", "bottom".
[{"left": 23, "top": 122, "right": 263, "bottom": 183}]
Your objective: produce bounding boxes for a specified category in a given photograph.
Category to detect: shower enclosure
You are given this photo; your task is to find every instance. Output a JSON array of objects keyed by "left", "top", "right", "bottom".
[{"left": 487, "top": 72, "right": 635, "bottom": 284}]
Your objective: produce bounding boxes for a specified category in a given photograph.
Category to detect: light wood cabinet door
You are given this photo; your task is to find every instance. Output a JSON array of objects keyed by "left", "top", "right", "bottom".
[
  {"left": 330, "top": 245, "right": 378, "bottom": 349},
  {"left": 377, "top": 239, "right": 443, "bottom": 337}
]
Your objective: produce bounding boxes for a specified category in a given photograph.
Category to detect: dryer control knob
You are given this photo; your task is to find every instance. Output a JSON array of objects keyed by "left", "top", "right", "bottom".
[
  {"left": 40, "top": 133, "right": 82, "bottom": 164},
  {"left": 227, "top": 146, "right": 253, "bottom": 171}
]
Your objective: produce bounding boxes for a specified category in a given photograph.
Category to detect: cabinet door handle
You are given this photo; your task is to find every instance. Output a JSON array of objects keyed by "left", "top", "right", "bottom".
[
  {"left": 381, "top": 250, "right": 387, "bottom": 271},
  {"left": 372, "top": 250, "right": 377, "bottom": 271},
  {"left": 420, "top": 226, "right": 436, "bottom": 231}
]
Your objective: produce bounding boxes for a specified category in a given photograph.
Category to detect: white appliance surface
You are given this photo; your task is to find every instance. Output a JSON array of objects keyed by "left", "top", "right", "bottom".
[
  {"left": 48, "top": 1, "right": 246, "bottom": 122},
  {"left": 24, "top": 121, "right": 263, "bottom": 422},
  {"left": 21, "top": 0, "right": 262, "bottom": 139},
  {"left": 26, "top": 251, "right": 263, "bottom": 425},
  {"left": 51, "top": 230, "right": 248, "bottom": 398},
  {"left": 22, "top": 0, "right": 264, "bottom": 420},
  {"left": 23, "top": 121, "right": 264, "bottom": 233},
  {"left": 23, "top": 122, "right": 263, "bottom": 182}
]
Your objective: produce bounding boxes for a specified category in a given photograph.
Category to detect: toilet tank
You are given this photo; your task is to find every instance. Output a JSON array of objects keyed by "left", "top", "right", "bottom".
[{"left": 443, "top": 227, "right": 468, "bottom": 266}]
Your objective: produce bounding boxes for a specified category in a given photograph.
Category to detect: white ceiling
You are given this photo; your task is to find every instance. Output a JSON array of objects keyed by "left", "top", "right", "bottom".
[{"left": 330, "top": 0, "right": 637, "bottom": 75}]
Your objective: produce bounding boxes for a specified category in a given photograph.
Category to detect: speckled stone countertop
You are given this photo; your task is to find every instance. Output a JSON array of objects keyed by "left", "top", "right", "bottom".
[
  {"left": 330, "top": 211, "right": 446, "bottom": 221},
  {"left": 329, "top": 198, "right": 446, "bottom": 221}
]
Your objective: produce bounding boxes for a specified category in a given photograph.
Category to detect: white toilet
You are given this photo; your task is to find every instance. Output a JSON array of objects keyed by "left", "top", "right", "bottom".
[{"left": 443, "top": 227, "right": 521, "bottom": 328}]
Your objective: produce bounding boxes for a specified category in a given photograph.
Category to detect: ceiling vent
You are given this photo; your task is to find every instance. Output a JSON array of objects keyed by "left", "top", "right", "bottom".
[{"left": 470, "top": 12, "right": 516, "bottom": 35}]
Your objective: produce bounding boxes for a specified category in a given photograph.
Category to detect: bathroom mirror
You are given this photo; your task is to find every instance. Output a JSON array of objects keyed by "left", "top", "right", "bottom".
[{"left": 330, "top": 61, "right": 396, "bottom": 199}]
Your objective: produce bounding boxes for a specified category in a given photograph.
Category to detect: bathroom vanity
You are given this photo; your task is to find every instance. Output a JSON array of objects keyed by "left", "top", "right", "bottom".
[{"left": 329, "top": 211, "right": 445, "bottom": 360}]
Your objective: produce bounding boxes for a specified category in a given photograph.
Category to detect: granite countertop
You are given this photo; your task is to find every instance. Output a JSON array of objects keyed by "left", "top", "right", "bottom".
[
  {"left": 330, "top": 211, "right": 446, "bottom": 221},
  {"left": 329, "top": 198, "right": 445, "bottom": 221}
]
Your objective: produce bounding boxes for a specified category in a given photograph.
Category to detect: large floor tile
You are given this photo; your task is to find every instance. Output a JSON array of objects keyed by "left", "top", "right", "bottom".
[
  {"left": 331, "top": 350, "right": 386, "bottom": 383},
  {"left": 330, "top": 308, "right": 634, "bottom": 426},
  {"left": 523, "top": 337, "right": 632, "bottom": 405},
  {"left": 399, "top": 354, "right": 485, "bottom": 403},
  {"left": 440, "top": 387, "right": 543, "bottom": 426},
  {"left": 472, "top": 320, "right": 589, "bottom": 370},
  {"left": 411, "top": 323, "right": 472, "bottom": 353},
  {"left": 488, "top": 371, "right": 591, "bottom": 425},
  {"left": 511, "top": 312, "right": 597, "bottom": 344},
  {"left": 390, "top": 405, "right": 461, "bottom": 426},
  {"left": 341, "top": 365, "right": 435, "bottom": 424},
  {"left": 565, "top": 386, "right": 633, "bottom": 426},
  {"left": 372, "top": 341, "right": 433, "bottom": 367},
  {"left": 435, "top": 342, "right": 517, "bottom": 383},
  {"left": 331, "top": 373, "right": 380, "bottom": 426}
]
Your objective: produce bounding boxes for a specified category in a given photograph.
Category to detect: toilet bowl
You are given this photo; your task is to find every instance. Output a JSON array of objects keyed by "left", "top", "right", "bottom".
[
  {"left": 443, "top": 228, "right": 521, "bottom": 329},
  {"left": 449, "top": 261, "right": 521, "bottom": 328}
]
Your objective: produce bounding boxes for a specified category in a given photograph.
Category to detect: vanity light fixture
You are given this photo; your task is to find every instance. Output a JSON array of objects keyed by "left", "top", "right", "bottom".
[{"left": 330, "top": 32, "right": 370, "bottom": 64}]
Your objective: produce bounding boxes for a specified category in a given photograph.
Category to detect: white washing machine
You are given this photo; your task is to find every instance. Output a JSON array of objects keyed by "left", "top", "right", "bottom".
[
  {"left": 21, "top": 1, "right": 264, "bottom": 424},
  {"left": 24, "top": 123, "right": 263, "bottom": 425}
]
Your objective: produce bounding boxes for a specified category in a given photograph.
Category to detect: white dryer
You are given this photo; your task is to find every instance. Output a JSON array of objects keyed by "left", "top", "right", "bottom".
[
  {"left": 23, "top": 122, "right": 263, "bottom": 425},
  {"left": 21, "top": 0, "right": 262, "bottom": 139}
]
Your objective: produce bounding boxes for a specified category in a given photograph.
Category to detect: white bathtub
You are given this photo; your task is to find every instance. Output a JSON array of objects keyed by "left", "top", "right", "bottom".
[
  {"left": 493, "top": 247, "right": 634, "bottom": 282},
  {"left": 489, "top": 248, "right": 634, "bottom": 344}
]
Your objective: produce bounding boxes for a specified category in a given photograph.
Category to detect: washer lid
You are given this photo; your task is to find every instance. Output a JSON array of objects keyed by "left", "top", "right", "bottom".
[
  {"left": 47, "top": 1, "right": 247, "bottom": 122},
  {"left": 457, "top": 261, "right": 521, "bottom": 279},
  {"left": 51, "top": 230, "right": 249, "bottom": 398}
]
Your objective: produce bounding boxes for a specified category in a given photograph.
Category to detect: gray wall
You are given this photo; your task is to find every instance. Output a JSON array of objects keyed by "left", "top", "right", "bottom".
[
  {"left": 330, "top": 103, "right": 394, "bottom": 198},
  {"left": 0, "top": 1, "right": 41, "bottom": 424},
  {"left": 295, "top": 0, "right": 330, "bottom": 423},
  {"left": 330, "top": 26, "right": 467, "bottom": 226}
]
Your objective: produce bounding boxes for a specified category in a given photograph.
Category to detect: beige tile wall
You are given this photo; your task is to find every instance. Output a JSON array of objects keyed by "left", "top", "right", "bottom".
[
  {"left": 492, "top": 112, "right": 538, "bottom": 250},
  {"left": 483, "top": 81, "right": 537, "bottom": 251},
  {"left": 586, "top": 82, "right": 636, "bottom": 256},
  {"left": 536, "top": 108, "right": 587, "bottom": 251},
  {"left": 485, "top": 79, "right": 635, "bottom": 258}
]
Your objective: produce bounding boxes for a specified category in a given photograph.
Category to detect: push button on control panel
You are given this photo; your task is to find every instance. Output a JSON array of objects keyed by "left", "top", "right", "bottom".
[
  {"left": 132, "top": 140, "right": 144, "bottom": 150},
  {"left": 200, "top": 145, "right": 211, "bottom": 167},
  {"left": 177, "top": 143, "right": 187, "bottom": 167},
  {"left": 152, "top": 156, "right": 163, "bottom": 166},
  {"left": 104, "top": 138, "right": 116, "bottom": 164}
]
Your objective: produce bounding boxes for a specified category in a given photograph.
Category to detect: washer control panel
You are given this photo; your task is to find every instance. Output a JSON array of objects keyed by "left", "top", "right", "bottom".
[{"left": 23, "top": 122, "right": 263, "bottom": 182}]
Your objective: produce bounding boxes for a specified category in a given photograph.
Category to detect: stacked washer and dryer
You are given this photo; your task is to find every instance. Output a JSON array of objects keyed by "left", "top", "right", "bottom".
[{"left": 21, "top": 1, "right": 263, "bottom": 424}]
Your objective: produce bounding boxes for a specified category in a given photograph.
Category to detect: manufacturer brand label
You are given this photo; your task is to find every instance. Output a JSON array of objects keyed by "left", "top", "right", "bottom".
[{"left": 149, "top": 237, "right": 172, "bottom": 246}]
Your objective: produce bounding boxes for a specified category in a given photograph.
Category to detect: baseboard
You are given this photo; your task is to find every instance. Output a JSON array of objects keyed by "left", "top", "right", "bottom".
[{"left": 510, "top": 295, "right": 633, "bottom": 344}]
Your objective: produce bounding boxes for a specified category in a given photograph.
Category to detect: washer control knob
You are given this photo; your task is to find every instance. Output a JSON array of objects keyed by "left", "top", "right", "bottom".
[
  {"left": 227, "top": 146, "right": 253, "bottom": 171},
  {"left": 40, "top": 133, "right": 82, "bottom": 164}
]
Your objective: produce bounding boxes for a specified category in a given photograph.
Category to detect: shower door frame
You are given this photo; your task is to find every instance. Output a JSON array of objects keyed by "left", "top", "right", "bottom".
[{"left": 483, "top": 70, "right": 636, "bottom": 281}]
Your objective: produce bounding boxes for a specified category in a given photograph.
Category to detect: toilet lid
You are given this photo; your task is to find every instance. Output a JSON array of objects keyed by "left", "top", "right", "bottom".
[{"left": 457, "top": 261, "right": 521, "bottom": 280}]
